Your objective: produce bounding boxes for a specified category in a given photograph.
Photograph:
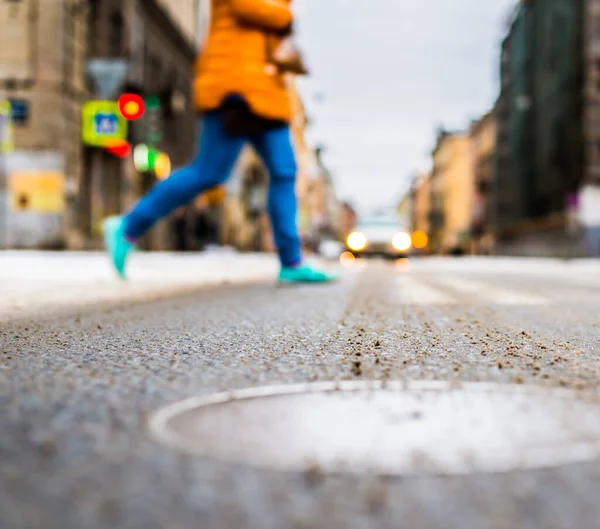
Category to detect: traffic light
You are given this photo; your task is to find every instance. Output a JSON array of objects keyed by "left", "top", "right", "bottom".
[
  {"left": 118, "top": 94, "right": 145, "bottom": 121},
  {"left": 146, "top": 95, "right": 160, "bottom": 110},
  {"left": 154, "top": 153, "right": 171, "bottom": 180},
  {"left": 133, "top": 144, "right": 154, "bottom": 172},
  {"left": 105, "top": 140, "right": 132, "bottom": 158},
  {"left": 144, "top": 95, "right": 162, "bottom": 145},
  {"left": 133, "top": 143, "right": 171, "bottom": 179}
]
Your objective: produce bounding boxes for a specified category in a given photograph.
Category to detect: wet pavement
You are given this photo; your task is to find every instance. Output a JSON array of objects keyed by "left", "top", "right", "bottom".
[{"left": 1, "top": 257, "right": 600, "bottom": 529}]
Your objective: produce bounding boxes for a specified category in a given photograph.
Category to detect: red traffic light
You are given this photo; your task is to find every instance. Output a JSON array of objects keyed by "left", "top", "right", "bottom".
[
  {"left": 106, "top": 140, "right": 132, "bottom": 158},
  {"left": 118, "top": 94, "right": 145, "bottom": 121}
]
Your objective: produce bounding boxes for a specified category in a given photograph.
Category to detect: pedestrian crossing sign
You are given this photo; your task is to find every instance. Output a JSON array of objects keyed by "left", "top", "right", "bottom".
[
  {"left": 82, "top": 101, "right": 128, "bottom": 147},
  {"left": 0, "top": 100, "right": 15, "bottom": 153},
  {"left": 94, "top": 113, "right": 118, "bottom": 135}
]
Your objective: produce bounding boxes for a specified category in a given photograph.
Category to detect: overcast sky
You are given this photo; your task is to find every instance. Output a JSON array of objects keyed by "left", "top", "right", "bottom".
[{"left": 293, "top": 0, "right": 517, "bottom": 214}]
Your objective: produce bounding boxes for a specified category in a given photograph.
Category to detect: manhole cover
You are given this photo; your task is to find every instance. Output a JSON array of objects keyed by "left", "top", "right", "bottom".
[{"left": 149, "top": 381, "right": 600, "bottom": 476}]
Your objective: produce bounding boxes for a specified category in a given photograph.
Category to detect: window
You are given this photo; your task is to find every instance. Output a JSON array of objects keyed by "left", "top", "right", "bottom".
[
  {"left": 109, "top": 11, "right": 124, "bottom": 57},
  {"left": 149, "top": 55, "right": 162, "bottom": 92},
  {"left": 87, "top": 0, "right": 99, "bottom": 57}
]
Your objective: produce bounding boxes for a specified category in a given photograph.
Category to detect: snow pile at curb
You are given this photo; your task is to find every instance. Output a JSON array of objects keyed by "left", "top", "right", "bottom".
[{"left": 0, "top": 251, "right": 279, "bottom": 319}]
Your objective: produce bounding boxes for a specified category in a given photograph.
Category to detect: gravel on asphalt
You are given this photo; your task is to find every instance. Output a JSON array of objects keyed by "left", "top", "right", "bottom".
[{"left": 1, "top": 259, "right": 600, "bottom": 529}]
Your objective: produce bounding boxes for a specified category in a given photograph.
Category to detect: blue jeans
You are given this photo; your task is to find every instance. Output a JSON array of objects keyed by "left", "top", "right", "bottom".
[{"left": 124, "top": 111, "right": 302, "bottom": 266}]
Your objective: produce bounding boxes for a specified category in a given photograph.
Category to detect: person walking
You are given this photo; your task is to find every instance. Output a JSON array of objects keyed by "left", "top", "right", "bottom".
[
  {"left": 103, "top": 0, "right": 337, "bottom": 283},
  {"left": 578, "top": 178, "right": 600, "bottom": 258}
]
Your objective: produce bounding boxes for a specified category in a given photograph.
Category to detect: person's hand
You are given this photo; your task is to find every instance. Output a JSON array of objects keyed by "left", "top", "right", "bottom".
[{"left": 270, "top": 37, "right": 309, "bottom": 75}]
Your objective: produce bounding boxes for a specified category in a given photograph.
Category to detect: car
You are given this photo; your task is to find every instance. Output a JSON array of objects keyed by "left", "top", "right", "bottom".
[
  {"left": 345, "top": 216, "right": 413, "bottom": 258},
  {"left": 318, "top": 239, "right": 345, "bottom": 260}
]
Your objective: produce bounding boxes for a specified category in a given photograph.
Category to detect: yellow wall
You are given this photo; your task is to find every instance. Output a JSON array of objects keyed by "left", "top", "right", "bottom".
[
  {"left": 9, "top": 170, "right": 65, "bottom": 214},
  {"left": 434, "top": 134, "right": 474, "bottom": 250},
  {"left": 286, "top": 76, "right": 313, "bottom": 236},
  {"left": 476, "top": 114, "right": 496, "bottom": 159},
  {"left": 413, "top": 172, "right": 431, "bottom": 234}
]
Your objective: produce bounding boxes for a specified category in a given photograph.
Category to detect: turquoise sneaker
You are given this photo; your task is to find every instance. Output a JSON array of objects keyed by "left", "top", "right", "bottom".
[
  {"left": 102, "top": 216, "right": 134, "bottom": 280},
  {"left": 278, "top": 263, "right": 339, "bottom": 284}
]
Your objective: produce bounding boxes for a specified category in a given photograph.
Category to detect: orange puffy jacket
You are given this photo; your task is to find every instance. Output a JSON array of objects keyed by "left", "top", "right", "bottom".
[{"left": 194, "top": 0, "right": 294, "bottom": 123}]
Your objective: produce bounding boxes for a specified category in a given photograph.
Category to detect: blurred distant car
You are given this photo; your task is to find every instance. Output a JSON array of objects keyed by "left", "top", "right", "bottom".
[
  {"left": 318, "top": 239, "right": 344, "bottom": 260},
  {"left": 345, "top": 216, "right": 413, "bottom": 258}
]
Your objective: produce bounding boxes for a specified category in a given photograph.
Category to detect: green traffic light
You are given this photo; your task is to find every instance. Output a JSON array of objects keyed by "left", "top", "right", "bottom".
[
  {"left": 148, "top": 148, "right": 159, "bottom": 169},
  {"left": 146, "top": 95, "right": 160, "bottom": 110},
  {"left": 133, "top": 143, "right": 166, "bottom": 174},
  {"left": 133, "top": 144, "right": 150, "bottom": 172}
]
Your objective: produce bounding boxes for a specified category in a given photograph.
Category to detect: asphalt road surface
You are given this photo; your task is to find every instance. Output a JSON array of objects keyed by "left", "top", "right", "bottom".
[{"left": 2, "top": 257, "right": 600, "bottom": 529}]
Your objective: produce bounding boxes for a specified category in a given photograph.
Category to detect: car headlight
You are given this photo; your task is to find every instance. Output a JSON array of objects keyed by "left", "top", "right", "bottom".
[
  {"left": 392, "top": 232, "right": 412, "bottom": 252},
  {"left": 347, "top": 232, "right": 367, "bottom": 251}
]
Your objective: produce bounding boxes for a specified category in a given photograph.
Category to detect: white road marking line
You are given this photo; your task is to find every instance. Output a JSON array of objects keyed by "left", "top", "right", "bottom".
[
  {"left": 546, "top": 274, "right": 600, "bottom": 289},
  {"left": 394, "top": 275, "right": 457, "bottom": 305},
  {"left": 434, "top": 276, "right": 549, "bottom": 306}
]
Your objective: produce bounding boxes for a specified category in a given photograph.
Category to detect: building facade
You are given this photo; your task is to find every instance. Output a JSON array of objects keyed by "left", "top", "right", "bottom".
[
  {"left": 430, "top": 130, "right": 474, "bottom": 254},
  {"left": 412, "top": 171, "right": 431, "bottom": 238},
  {"left": 287, "top": 76, "right": 316, "bottom": 246},
  {"left": 396, "top": 192, "right": 413, "bottom": 231},
  {"left": 156, "top": 0, "right": 201, "bottom": 45},
  {"left": 494, "top": 34, "right": 514, "bottom": 234},
  {"left": 220, "top": 146, "right": 269, "bottom": 252},
  {"left": 339, "top": 202, "right": 357, "bottom": 240},
  {"left": 314, "top": 146, "right": 341, "bottom": 241},
  {"left": 0, "top": 0, "right": 197, "bottom": 250},
  {"left": 87, "top": 0, "right": 197, "bottom": 251},
  {"left": 493, "top": 0, "right": 585, "bottom": 256},
  {"left": 469, "top": 112, "right": 496, "bottom": 254},
  {"left": 584, "top": 0, "right": 600, "bottom": 184},
  {"left": 1, "top": 0, "right": 88, "bottom": 248}
]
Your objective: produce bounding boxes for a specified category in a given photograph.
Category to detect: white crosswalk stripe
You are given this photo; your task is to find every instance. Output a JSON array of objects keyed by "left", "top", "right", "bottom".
[
  {"left": 432, "top": 276, "right": 549, "bottom": 306},
  {"left": 394, "top": 274, "right": 550, "bottom": 306},
  {"left": 394, "top": 275, "right": 457, "bottom": 305}
]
